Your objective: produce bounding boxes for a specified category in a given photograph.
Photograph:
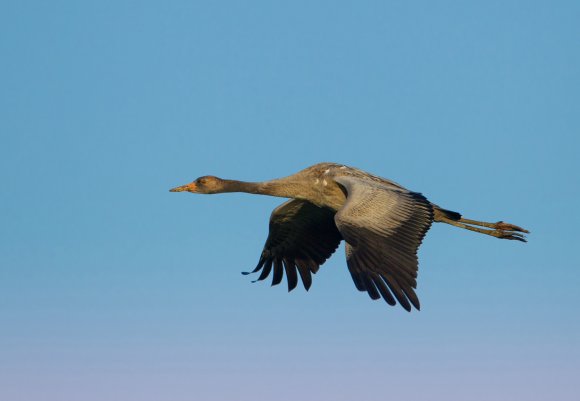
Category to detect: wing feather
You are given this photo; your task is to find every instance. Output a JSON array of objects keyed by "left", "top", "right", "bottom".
[
  {"left": 295, "top": 259, "right": 313, "bottom": 290},
  {"left": 247, "top": 199, "right": 342, "bottom": 292},
  {"left": 372, "top": 274, "right": 397, "bottom": 306},
  {"left": 283, "top": 258, "right": 298, "bottom": 291},
  {"left": 256, "top": 259, "right": 273, "bottom": 282},
  {"left": 272, "top": 258, "right": 284, "bottom": 286},
  {"left": 334, "top": 176, "right": 433, "bottom": 311}
]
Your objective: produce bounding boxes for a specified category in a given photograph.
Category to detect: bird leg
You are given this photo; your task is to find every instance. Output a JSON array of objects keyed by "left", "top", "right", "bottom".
[{"left": 438, "top": 216, "right": 529, "bottom": 242}]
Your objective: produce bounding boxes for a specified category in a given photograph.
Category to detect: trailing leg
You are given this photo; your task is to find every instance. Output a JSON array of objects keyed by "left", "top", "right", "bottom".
[{"left": 433, "top": 206, "right": 529, "bottom": 242}]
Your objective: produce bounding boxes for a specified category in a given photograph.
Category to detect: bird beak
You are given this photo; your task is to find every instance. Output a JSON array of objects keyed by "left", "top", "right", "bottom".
[{"left": 169, "top": 182, "right": 197, "bottom": 193}]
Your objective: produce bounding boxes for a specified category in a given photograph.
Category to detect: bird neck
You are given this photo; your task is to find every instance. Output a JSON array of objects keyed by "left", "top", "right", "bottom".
[
  {"left": 220, "top": 177, "right": 307, "bottom": 200},
  {"left": 218, "top": 179, "right": 262, "bottom": 194}
]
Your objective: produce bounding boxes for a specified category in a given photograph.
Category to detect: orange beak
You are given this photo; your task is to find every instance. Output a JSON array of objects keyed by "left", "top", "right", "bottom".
[{"left": 169, "top": 182, "right": 197, "bottom": 192}]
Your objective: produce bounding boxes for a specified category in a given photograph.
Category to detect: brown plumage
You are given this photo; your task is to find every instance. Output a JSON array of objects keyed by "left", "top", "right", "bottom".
[{"left": 170, "top": 162, "right": 528, "bottom": 311}]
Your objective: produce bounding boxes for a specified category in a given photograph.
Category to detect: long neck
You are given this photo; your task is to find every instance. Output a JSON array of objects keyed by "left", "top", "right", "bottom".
[{"left": 220, "top": 177, "right": 308, "bottom": 200}]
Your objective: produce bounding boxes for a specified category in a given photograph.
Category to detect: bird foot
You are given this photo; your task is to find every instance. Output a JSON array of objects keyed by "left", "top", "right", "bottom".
[
  {"left": 448, "top": 217, "right": 529, "bottom": 242},
  {"left": 495, "top": 221, "right": 530, "bottom": 234},
  {"left": 493, "top": 229, "right": 527, "bottom": 242},
  {"left": 490, "top": 221, "right": 529, "bottom": 242}
]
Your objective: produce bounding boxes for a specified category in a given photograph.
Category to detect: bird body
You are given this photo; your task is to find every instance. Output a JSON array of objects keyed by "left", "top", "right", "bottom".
[
  {"left": 259, "top": 162, "right": 408, "bottom": 210},
  {"left": 170, "top": 163, "right": 528, "bottom": 311}
]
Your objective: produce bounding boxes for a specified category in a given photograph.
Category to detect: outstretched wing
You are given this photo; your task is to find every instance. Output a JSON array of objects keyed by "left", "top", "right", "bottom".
[
  {"left": 333, "top": 176, "right": 433, "bottom": 311},
  {"left": 244, "top": 199, "right": 343, "bottom": 291}
]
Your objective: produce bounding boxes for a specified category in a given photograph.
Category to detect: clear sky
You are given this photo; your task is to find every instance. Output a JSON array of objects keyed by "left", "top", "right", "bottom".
[{"left": 1, "top": 1, "right": 579, "bottom": 400}]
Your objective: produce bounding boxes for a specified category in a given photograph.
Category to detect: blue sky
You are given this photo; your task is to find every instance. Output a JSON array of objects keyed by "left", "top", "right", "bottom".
[{"left": 1, "top": 1, "right": 579, "bottom": 400}]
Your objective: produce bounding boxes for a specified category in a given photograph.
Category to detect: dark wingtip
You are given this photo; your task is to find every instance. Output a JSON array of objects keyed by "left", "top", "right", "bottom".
[
  {"left": 406, "top": 302, "right": 420, "bottom": 312},
  {"left": 411, "top": 299, "right": 421, "bottom": 311},
  {"left": 287, "top": 277, "right": 299, "bottom": 293},
  {"left": 241, "top": 271, "right": 251, "bottom": 275}
]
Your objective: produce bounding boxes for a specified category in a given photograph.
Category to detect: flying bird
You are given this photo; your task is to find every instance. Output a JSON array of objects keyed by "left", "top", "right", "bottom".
[{"left": 170, "top": 163, "right": 528, "bottom": 311}]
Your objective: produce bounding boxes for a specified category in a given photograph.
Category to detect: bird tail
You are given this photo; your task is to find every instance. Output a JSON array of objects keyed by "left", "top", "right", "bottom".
[{"left": 433, "top": 206, "right": 462, "bottom": 221}]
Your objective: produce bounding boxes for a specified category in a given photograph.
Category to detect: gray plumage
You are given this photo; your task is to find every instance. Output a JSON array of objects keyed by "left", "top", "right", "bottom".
[{"left": 170, "top": 162, "right": 528, "bottom": 312}]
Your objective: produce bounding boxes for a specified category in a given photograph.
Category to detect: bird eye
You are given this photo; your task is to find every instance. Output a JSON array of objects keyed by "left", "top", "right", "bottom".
[{"left": 198, "top": 178, "right": 207, "bottom": 185}]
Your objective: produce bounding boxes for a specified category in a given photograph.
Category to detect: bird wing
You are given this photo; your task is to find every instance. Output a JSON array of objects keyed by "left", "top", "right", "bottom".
[
  {"left": 333, "top": 176, "right": 433, "bottom": 311},
  {"left": 245, "top": 199, "right": 343, "bottom": 291}
]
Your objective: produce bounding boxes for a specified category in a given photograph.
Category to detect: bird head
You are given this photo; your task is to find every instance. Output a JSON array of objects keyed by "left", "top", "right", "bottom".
[{"left": 169, "top": 176, "right": 224, "bottom": 194}]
